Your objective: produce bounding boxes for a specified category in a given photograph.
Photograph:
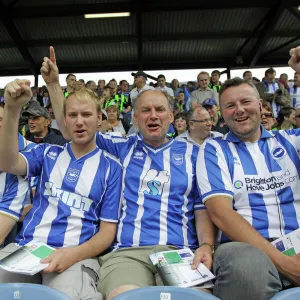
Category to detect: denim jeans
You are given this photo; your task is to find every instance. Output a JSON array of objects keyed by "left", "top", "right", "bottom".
[{"left": 213, "top": 242, "right": 282, "bottom": 300}]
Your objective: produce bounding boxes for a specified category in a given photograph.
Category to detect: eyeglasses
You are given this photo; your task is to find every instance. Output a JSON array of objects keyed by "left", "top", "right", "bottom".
[
  {"left": 261, "top": 113, "right": 273, "bottom": 118},
  {"left": 190, "top": 118, "right": 212, "bottom": 124}
]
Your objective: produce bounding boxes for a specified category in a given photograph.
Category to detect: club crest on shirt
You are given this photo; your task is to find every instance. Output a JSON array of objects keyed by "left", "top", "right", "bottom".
[
  {"left": 271, "top": 147, "right": 286, "bottom": 160},
  {"left": 172, "top": 153, "right": 184, "bottom": 166},
  {"left": 66, "top": 168, "right": 80, "bottom": 182}
]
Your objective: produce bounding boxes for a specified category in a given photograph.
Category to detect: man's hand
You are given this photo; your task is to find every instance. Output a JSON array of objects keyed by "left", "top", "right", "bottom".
[
  {"left": 191, "top": 245, "right": 213, "bottom": 271},
  {"left": 277, "top": 253, "right": 300, "bottom": 286},
  {"left": 41, "top": 247, "right": 78, "bottom": 273},
  {"left": 4, "top": 79, "right": 32, "bottom": 109},
  {"left": 288, "top": 46, "right": 300, "bottom": 73},
  {"left": 40, "top": 46, "right": 59, "bottom": 85}
]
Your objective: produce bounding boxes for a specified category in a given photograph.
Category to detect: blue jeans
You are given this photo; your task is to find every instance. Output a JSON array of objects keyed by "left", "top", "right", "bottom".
[{"left": 213, "top": 242, "right": 282, "bottom": 300}]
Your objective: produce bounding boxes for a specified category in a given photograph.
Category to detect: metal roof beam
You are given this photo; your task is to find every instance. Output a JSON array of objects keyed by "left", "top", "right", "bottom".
[
  {"left": 261, "top": 36, "right": 300, "bottom": 57},
  {"left": 248, "top": 1, "right": 285, "bottom": 67},
  {"left": 287, "top": 6, "right": 300, "bottom": 22}
]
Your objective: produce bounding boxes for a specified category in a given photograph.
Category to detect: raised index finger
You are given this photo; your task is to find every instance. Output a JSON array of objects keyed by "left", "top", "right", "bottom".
[{"left": 49, "top": 46, "right": 56, "bottom": 65}]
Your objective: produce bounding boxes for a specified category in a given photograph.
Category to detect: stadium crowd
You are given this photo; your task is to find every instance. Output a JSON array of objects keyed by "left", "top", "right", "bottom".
[{"left": 0, "top": 45, "right": 299, "bottom": 300}]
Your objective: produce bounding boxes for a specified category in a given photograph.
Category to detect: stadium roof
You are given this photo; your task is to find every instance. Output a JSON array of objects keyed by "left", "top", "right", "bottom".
[{"left": 0, "top": 0, "right": 300, "bottom": 78}]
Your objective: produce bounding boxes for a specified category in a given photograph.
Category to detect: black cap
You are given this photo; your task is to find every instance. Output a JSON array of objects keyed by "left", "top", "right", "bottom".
[
  {"left": 22, "top": 102, "right": 50, "bottom": 119},
  {"left": 135, "top": 71, "right": 147, "bottom": 80}
]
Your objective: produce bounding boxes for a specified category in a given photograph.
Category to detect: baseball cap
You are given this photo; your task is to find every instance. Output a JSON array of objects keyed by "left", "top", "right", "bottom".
[
  {"left": 22, "top": 103, "right": 50, "bottom": 119},
  {"left": 202, "top": 98, "right": 217, "bottom": 107},
  {"left": 135, "top": 71, "right": 147, "bottom": 80}
]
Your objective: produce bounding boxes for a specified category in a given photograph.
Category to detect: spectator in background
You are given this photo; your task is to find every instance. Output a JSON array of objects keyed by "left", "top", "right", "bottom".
[
  {"left": 171, "top": 79, "right": 182, "bottom": 98},
  {"left": 255, "top": 67, "right": 290, "bottom": 118},
  {"left": 63, "top": 73, "right": 76, "bottom": 97},
  {"left": 261, "top": 102, "right": 277, "bottom": 131},
  {"left": 23, "top": 103, "right": 66, "bottom": 145},
  {"left": 47, "top": 104, "right": 60, "bottom": 131},
  {"left": 118, "top": 80, "right": 132, "bottom": 126},
  {"left": 279, "top": 73, "right": 289, "bottom": 90},
  {"left": 288, "top": 72, "right": 300, "bottom": 107},
  {"left": 97, "top": 79, "right": 105, "bottom": 96},
  {"left": 75, "top": 80, "right": 85, "bottom": 91},
  {"left": 190, "top": 72, "right": 219, "bottom": 106},
  {"left": 108, "top": 79, "right": 118, "bottom": 96},
  {"left": 174, "top": 91, "right": 185, "bottom": 115},
  {"left": 41, "top": 89, "right": 50, "bottom": 108},
  {"left": 243, "top": 71, "right": 253, "bottom": 82},
  {"left": 252, "top": 77, "right": 260, "bottom": 84},
  {"left": 173, "top": 112, "right": 188, "bottom": 137},
  {"left": 277, "top": 106, "right": 296, "bottom": 130},
  {"left": 209, "top": 70, "right": 222, "bottom": 93},
  {"left": 295, "top": 107, "right": 300, "bottom": 128},
  {"left": 86, "top": 80, "right": 97, "bottom": 93},
  {"left": 202, "top": 98, "right": 229, "bottom": 135},
  {"left": 176, "top": 107, "right": 222, "bottom": 146},
  {"left": 155, "top": 74, "right": 174, "bottom": 99}
]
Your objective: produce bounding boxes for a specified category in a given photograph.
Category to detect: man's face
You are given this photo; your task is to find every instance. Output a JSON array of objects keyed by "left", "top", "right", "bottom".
[
  {"left": 189, "top": 108, "right": 212, "bottom": 140},
  {"left": 103, "top": 88, "right": 111, "bottom": 99},
  {"left": 98, "top": 80, "right": 105, "bottom": 89},
  {"left": 280, "top": 75, "right": 288, "bottom": 84},
  {"left": 75, "top": 81, "right": 84, "bottom": 91},
  {"left": 295, "top": 108, "right": 300, "bottom": 128},
  {"left": 28, "top": 115, "right": 50, "bottom": 137},
  {"left": 178, "top": 92, "right": 185, "bottom": 103},
  {"left": 261, "top": 107, "right": 275, "bottom": 131},
  {"left": 204, "top": 105, "right": 218, "bottom": 120},
  {"left": 211, "top": 73, "right": 220, "bottom": 84},
  {"left": 109, "top": 80, "right": 117, "bottom": 89},
  {"left": 265, "top": 72, "right": 276, "bottom": 84},
  {"left": 48, "top": 107, "right": 55, "bottom": 120},
  {"left": 294, "top": 73, "right": 300, "bottom": 86},
  {"left": 135, "top": 76, "right": 145, "bottom": 87},
  {"left": 174, "top": 117, "right": 187, "bottom": 134},
  {"left": 107, "top": 107, "right": 118, "bottom": 121},
  {"left": 157, "top": 77, "right": 166, "bottom": 88},
  {"left": 197, "top": 74, "right": 210, "bottom": 89},
  {"left": 244, "top": 72, "right": 252, "bottom": 81},
  {"left": 220, "top": 84, "right": 262, "bottom": 142},
  {"left": 67, "top": 76, "right": 76, "bottom": 89},
  {"left": 87, "top": 81, "right": 97, "bottom": 92},
  {"left": 121, "top": 81, "right": 129, "bottom": 92},
  {"left": 65, "top": 95, "right": 100, "bottom": 146},
  {"left": 0, "top": 106, "right": 3, "bottom": 129},
  {"left": 133, "top": 90, "right": 173, "bottom": 147}
]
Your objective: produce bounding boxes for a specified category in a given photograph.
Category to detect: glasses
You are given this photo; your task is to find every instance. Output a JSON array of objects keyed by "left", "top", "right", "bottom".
[
  {"left": 261, "top": 113, "right": 273, "bottom": 118},
  {"left": 190, "top": 118, "right": 212, "bottom": 124}
]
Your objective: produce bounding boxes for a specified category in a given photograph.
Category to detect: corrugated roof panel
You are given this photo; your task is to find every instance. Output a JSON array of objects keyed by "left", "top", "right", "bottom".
[
  {"left": 0, "top": 23, "right": 12, "bottom": 42},
  {"left": 143, "top": 8, "right": 269, "bottom": 35},
  {"left": 266, "top": 37, "right": 300, "bottom": 57},
  {"left": 14, "top": 16, "right": 135, "bottom": 40},
  {"left": 144, "top": 39, "right": 245, "bottom": 61},
  {"left": 264, "top": 37, "right": 298, "bottom": 54},
  {"left": 0, "top": 48, "right": 26, "bottom": 66},
  {"left": 274, "top": 9, "right": 300, "bottom": 31},
  {"left": 15, "top": 0, "right": 130, "bottom": 7}
]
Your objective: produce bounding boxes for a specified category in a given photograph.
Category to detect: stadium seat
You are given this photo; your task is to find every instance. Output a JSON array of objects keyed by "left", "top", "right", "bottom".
[
  {"left": 0, "top": 283, "right": 71, "bottom": 299},
  {"left": 270, "top": 287, "right": 300, "bottom": 299},
  {"left": 114, "top": 286, "right": 220, "bottom": 300}
]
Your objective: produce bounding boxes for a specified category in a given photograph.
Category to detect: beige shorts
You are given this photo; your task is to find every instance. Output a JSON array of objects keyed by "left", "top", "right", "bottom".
[
  {"left": 98, "top": 245, "right": 178, "bottom": 298},
  {"left": 0, "top": 243, "right": 102, "bottom": 300}
]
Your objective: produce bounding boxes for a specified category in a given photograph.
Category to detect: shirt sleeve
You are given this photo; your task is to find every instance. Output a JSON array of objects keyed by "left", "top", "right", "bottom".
[
  {"left": 213, "top": 90, "right": 219, "bottom": 105},
  {"left": 196, "top": 141, "right": 234, "bottom": 203},
  {"left": 190, "top": 91, "right": 198, "bottom": 103},
  {"left": 99, "top": 156, "right": 123, "bottom": 222},
  {"left": 20, "top": 144, "right": 47, "bottom": 178},
  {"left": 0, "top": 173, "right": 28, "bottom": 221}
]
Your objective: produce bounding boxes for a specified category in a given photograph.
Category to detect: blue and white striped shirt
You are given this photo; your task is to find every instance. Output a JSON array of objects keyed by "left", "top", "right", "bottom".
[
  {"left": 96, "top": 133, "right": 203, "bottom": 250},
  {"left": 0, "top": 134, "right": 34, "bottom": 221},
  {"left": 197, "top": 126, "right": 300, "bottom": 242},
  {"left": 16, "top": 143, "right": 122, "bottom": 248}
]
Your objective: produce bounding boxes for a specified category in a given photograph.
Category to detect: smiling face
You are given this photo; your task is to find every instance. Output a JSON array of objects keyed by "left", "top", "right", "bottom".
[
  {"left": 261, "top": 106, "right": 275, "bottom": 131},
  {"left": 134, "top": 90, "right": 173, "bottom": 147},
  {"left": 64, "top": 93, "right": 100, "bottom": 151},
  {"left": 220, "top": 83, "right": 262, "bottom": 142}
]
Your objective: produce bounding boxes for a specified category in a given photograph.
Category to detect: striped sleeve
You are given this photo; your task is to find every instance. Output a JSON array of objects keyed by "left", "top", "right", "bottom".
[{"left": 196, "top": 140, "right": 234, "bottom": 203}]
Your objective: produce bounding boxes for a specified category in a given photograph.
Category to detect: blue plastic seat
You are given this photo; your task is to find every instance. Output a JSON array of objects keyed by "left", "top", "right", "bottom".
[
  {"left": 114, "top": 286, "right": 220, "bottom": 300},
  {"left": 0, "top": 283, "right": 71, "bottom": 299},
  {"left": 270, "top": 287, "right": 300, "bottom": 299}
]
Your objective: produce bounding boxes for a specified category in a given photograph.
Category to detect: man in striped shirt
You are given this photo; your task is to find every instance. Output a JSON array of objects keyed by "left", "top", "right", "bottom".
[
  {"left": 0, "top": 81, "right": 123, "bottom": 299},
  {"left": 197, "top": 70, "right": 300, "bottom": 299},
  {"left": 42, "top": 47, "right": 215, "bottom": 300}
]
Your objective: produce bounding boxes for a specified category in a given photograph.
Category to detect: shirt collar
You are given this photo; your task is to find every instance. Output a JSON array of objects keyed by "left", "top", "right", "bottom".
[{"left": 224, "top": 124, "right": 274, "bottom": 143}]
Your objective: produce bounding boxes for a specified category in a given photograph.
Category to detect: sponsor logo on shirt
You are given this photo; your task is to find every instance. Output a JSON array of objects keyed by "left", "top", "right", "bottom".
[
  {"left": 140, "top": 169, "right": 170, "bottom": 196},
  {"left": 271, "top": 147, "right": 286, "bottom": 160},
  {"left": 172, "top": 153, "right": 184, "bottom": 166},
  {"left": 66, "top": 168, "right": 80, "bottom": 182},
  {"left": 234, "top": 180, "right": 243, "bottom": 189}
]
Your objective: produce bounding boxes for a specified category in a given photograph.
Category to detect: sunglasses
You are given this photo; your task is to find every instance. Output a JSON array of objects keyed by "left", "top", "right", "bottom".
[{"left": 261, "top": 113, "right": 273, "bottom": 118}]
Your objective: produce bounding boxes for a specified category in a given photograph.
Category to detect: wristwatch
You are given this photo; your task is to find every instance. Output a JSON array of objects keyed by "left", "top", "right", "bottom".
[{"left": 200, "top": 242, "right": 215, "bottom": 253}]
